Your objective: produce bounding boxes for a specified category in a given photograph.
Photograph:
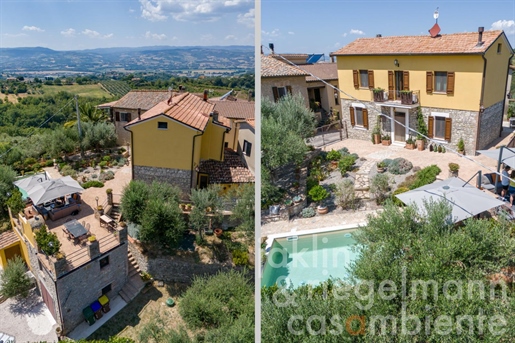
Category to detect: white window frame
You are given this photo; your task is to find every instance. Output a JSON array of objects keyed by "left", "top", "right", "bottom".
[
  {"left": 351, "top": 103, "right": 366, "bottom": 129},
  {"left": 243, "top": 140, "right": 252, "bottom": 156},
  {"left": 431, "top": 111, "right": 449, "bottom": 142},
  {"left": 359, "top": 70, "right": 369, "bottom": 88},
  {"left": 434, "top": 72, "right": 448, "bottom": 93}
]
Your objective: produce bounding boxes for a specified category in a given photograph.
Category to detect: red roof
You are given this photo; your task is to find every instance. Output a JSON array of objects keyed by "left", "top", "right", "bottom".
[
  {"left": 332, "top": 30, "right": 505, "bottom": 56},
  {"left": 261, "top": 54, "right": 309, "bottom": 77},
  {"left": 0, "top": 230, "right": 19, "bottom": 250},
  {"left": 98, "top": 90, "right": 172, "bottom": 110},
  {"left": 211, "top": 100, "right": 255, "bottom": 120},
  {"left": 125, "top": 92, "right": 215, "bottom": 131}
]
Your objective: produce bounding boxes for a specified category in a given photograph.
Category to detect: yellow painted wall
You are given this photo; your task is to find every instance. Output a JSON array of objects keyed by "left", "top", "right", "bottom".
[
  {"left": 129, "top": 116, "right": 198, "bottom": 170},
  {"left": 4, "top": 208, "right": 36, "bottom": 271},
  {"left": 224, "top": 119, "right": 237, "bottom": 150},
  {"left": 482, "top": 34, "right": 513, "bottom": 107},
  {"left": 336, "top": 54, "right": 484, "bottom": 111},
  {"left": 200, "top": 119, "right": 226, "bottom": 161},
  {"left": 0, "top": 242, "right": 21, "bottom": 269}
]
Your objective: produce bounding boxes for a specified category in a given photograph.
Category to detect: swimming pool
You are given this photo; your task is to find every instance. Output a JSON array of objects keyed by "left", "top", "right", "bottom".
[{"left": 261, "top": 228, "right": 360, "bottom": 288}]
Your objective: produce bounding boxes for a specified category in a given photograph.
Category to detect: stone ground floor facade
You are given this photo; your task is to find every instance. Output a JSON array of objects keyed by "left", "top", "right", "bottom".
[
  {"left": 133, "top": 165, "right": 193, "bottom": 195},
  {"left": 341, "top": 99, "right": 504, "bottom": 154}
]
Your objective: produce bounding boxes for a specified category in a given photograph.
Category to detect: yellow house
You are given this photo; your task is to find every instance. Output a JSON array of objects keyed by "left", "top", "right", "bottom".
[
  {"left": 125, "top": 91, "right": 253, "bottom": 193},
  {"left": 331, "top": 28, "right": 514, "bottom": 153}
]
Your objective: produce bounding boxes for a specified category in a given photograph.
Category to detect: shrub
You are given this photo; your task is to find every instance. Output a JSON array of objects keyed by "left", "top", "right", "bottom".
[
  {"left": 102, "top": 155, "right": 111, "bottom": 162},
  {"left": 409, "top": 165, "right": 442, "bottom": 190},
  {"left": 100, "top": 171, "right": 115, "bottom": 181},
  {"left": 99, "top": 161, "right": 108, "bottom": 169},
  {"left": 91, "top": 174, "right": 98, "bottom": 179},
  {"left": 60, "top": 165, "right": 76, "bottom": 178},
  {"left": 326, "top": 149, "right": 342, "bottom": 161},
  {"left": 32, "top": 163, "right": 41, "bottom": 171},
  {"left": 306, "top": 176, "right": 319, "bottom": 192},
  {"left": 338, "top": 154, "right": 357, "bottom": 175},
  {"left": 35, "top": 226, "right": 61, "bottom": 256},
  {"left": 301, "top": 207, "right": 316, "bottom": 218},
  {"left": 308, "top": 185, "right": 329, "bottom": 203},
  {"left": 338, "top": 147, "right": 350, "bottom": 156},
  {"left": 232, "top": 250, "right": 249, "bottom": 266},
  {"left": 370, "top": 174, "right": 390, "bottom": 204},
  {"left": 335, "top": 179, "right": 358, "bottom": 210},
  {"left": 382, "top": 159, "right": 394, "bottom": 167},
  {"left": 388, "top": 157, "right": 413, "bottom": 175},
  {"left": 449, "top": 163, "right": 460, "bottom": 172},
  {"left": 117, "top": 157, "right": 126, "bottom": 167},
  {"left": 392, "top": 187, "right": 410, "bottom": 206},
  {"left": 0, "top": 256, "right": 33, "bottom": 298},
  {"left": 457, "top": 137, "right": 465, "bottom": 152},
  {"left": 23, "top": 157, "right": 37, "bottom": 166},
  {"left": 45, "top": 160, "right": 54, "bottom": 167},
  {"left": 82, "top": 180, "right": 104, "bottom": 189}
]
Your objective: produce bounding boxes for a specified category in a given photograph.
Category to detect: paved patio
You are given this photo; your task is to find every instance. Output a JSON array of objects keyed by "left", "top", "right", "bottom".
[{"left": 0, "top": 289, "right": 58, "bottom": 343}]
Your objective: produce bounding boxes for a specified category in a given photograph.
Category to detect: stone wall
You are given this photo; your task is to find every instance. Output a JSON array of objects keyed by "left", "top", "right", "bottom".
[
  {"left": 262, "top": 76, "right": 309, "bottom": 107},
  {"left": 477, "top": 100, "right": 504, "bottom": 151},
  {"left": 134, "top": 165, "right": 191, "bottom": 194},
  {"left": 56, "top": 243, "right": 128, "bottom": 335}
]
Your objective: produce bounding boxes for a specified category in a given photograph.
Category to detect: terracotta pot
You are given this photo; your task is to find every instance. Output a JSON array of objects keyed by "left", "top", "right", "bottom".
[
  {"left": 377, "top": 167, "right": 385, "bottom": 173},
  {"left": 373, "top": 134, "right": 381, "bottom": 145},
  {"left": 382, "top": 140, "right": 391, "bottom": 146},
  {"left": 405, "top": 143, "right": 415, "bottom": 150},
  {"left": 317, "top": 206, "right": 328, "bottom": 214},
  {"left": 416, "top": 140, "right": 425, "bottom": 151},
  {"left": 214, "top": 228, "right": 223, "bottom": 237}
]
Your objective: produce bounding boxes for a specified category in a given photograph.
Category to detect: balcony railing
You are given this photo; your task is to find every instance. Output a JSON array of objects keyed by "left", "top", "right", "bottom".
[{"left": 371, "top": 89, "right": 420, "bottom": 105}]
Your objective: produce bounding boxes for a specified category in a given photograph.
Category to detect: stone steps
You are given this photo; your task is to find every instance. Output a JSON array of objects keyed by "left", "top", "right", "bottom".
[
  {"left": 354, "top": 160, "right": 375, "bottom": 199},
  {"left": 119, "top": 251, "right": 145, "bottom": 303}
]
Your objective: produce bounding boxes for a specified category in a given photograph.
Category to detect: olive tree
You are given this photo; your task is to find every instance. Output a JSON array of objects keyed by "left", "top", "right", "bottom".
[{"left": 0, "top": 256, "right": 32, "bottom": 298}]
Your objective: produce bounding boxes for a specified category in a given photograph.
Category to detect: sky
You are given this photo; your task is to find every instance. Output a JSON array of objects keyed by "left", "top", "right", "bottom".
[
  {"left": 261, "top": 0, "right": 515, "bottom": 58},
  {"left": 0, "top": 0, "right": 254, "bottom": 50}
]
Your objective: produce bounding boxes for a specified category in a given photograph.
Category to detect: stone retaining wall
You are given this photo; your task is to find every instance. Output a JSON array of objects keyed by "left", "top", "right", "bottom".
[
  {"left": 477, "top": 100, "right": 504, "bottom": 151},
  {"left": 134, "top": 165, "right": 191, "bottom": 194}
]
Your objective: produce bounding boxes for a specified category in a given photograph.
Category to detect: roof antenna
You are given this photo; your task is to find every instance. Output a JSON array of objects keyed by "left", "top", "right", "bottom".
[
  {"left": 428, "top": 7, "right": 441, "bottom": 38},
  {"left": 167, "top": 85, "right": 173, "bottom": 105}
]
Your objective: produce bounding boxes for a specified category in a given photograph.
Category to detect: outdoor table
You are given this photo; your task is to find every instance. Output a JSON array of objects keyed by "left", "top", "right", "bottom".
[
  {"left": 98, "top": 294, "right": 110, "bottom": 313},
  {"left": 90, "top": 300, "right": 103, "bottom": 319},
  {"left": 100, "top": 215, "right": 113, "bottom": 228},
  {"left": 64, "top": 219, "right": 87, "bottom": 238},
  {"left": 82, "top": 306, "right": 96, "bottom": 325}
]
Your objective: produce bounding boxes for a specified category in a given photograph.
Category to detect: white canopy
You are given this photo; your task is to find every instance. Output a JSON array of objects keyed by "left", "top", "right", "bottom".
[
  {"left": 27, "top": 176, "right": 84, "bottom": 205},
  {"left": 395, "top": 177, "right": 504, "bottom": 223},
  {"left": 477, "top": 147, "right": 515, "bottom": 170},
  {"left": 14, "top": 172, "right": 51, "bottom": 192}
]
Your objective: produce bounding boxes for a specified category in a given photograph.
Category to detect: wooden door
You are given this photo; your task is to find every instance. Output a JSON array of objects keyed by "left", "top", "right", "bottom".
[
  {"left": 394, "top": 112, "right": 406, "bottom": 142},
  {"left": 40, "top": 281, "right": 57, "bottom": 321}
]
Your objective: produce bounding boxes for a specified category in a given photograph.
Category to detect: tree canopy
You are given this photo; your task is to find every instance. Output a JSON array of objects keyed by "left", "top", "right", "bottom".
[
  {"left": 0, "top": 255, "right": 33, "bottom": 298},
  {"left": 262, "top": 200, "right": 515, "bottom": 342}
]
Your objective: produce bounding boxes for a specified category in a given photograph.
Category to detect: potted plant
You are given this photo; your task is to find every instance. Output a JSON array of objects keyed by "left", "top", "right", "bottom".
[
  {"left": 326, "top": 149, "right": 342, "bottom": 166},
  {"left": 308, "top": 185, "right": 329, "bottom": 214},
  {"left": 400, "top": 90, "right": 413, "bottom": 105},
  {"left": 382, "top": 134, "right": 391, "bottom": 146},
  {"left": 437, "top": 145, "right": 443, "bottom": 153},
  {"left": 372, "top": 124, "right": 381, "bottom": 144},
  {"left": 457, "top": 137, "right": 465, "bottom": 155},
  {"left": 293, "top": 195, "right": 302, "bottom": 204},
  {"left": 449, "top": 163, "right": 460, "bottom": 177},
  {"left": 377, "top": 161, "right": 387, "bottom": 173},
  {"left": 405, "top": 136, "right": 415, "bottom": 150},
  {"left": 372, "top": 87, "right": 385, "bottom": 102},
  {"left": 284, "top": 199, "right": 293, "bottom": 207},
  {"left": 97, "top": 205, "right": 104, "bottom": 216},
  {"left": 415, "top": 107, "right": 427, "bottom": 150}
]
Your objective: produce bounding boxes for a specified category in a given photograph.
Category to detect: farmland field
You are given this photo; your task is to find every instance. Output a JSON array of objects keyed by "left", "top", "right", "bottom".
[{"left": 36, "top": 84, "right": 112, "bottom": 98}]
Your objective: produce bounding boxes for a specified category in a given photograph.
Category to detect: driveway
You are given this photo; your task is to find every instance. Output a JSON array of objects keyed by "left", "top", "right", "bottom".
[{"left": 0, "top": 289, "right": 58, "bottom": 343}]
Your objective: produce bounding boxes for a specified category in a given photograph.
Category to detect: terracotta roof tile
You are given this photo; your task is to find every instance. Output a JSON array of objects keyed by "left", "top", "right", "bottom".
[
  {"left": 302, "top": 63, "right": 338, "bottom": 82},
  {"left": 198, "top": 149, "right": 254, "bottom": 184},
  {"left": 272, "top": 53, "right": 309, "bottom": 59},
  {"left": 0, "top": 230, "right": 19, "bottom": 250},
  {"left": 261, "top": 54, "right": 309, "bottom": 77},
  {"left": 211, "top": 100, "right": 255, "bottom": 119},
  {"left": 246, "top": 118, "right": 255, "bottom": 128},
  {"left": 103, "top": 90, "right": 172, "bottom": 110},
  {"left": 332, "top": 30, "right": 505, "bottom": 56},
  {"left": 125, "top": 92, "right": 214, "bottom": 131}
]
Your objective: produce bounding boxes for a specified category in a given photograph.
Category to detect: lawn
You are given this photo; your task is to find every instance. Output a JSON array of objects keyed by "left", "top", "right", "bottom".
[
  {"left": 87, "top": 282, "right": 193, "bottom": 342},
  {"left": 37, "top": 84, "right": 111, "bottom": 98}
]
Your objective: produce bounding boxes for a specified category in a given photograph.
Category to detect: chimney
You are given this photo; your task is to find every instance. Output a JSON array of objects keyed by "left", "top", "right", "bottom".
[
  {"left": 477, "top": 27, "right": 484, "bottom": 46},
  {"left": 203, "top": 89, "right": 208, "bottom": 101},
  {"left": 167, "top": 91, "right": 173, "bottom": 105},
  {"left": 376, "top": 34, "right": 382, "bottom": 38},
  {"left": 178, "top": 85, "right": 183, "bottom": 93},
  {"left": 248, "top": 91, "right": 252, "bottom": 102},
  {"left": 269, "top": 43, "right": 275, "bottom": 54},
  {"left": 137, "top": 108, "right": 141, "bottom": 120},
  {"left": 211, "top": 110, "right": 219, "bottom": 122}
]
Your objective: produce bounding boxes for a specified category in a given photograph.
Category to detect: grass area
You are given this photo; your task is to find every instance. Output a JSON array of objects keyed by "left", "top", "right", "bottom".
[
  {"left": 88, "top": 282, "right": 192, "bottom": 342},
  {"left": 37, "top": 84, "right": 110, "bottom": 98}
]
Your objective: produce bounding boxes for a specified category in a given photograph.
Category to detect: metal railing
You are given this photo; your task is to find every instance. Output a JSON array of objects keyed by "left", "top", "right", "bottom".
[{"left": 371, "top": 89, "right": 420, "bottom": 105}]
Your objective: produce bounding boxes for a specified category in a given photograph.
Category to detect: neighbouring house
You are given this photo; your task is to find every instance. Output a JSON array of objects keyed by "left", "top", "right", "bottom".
[
  {"left": 261, "top": 54, "right": 309, "bottom": 107},
  {"left": 331, "top": 28, "right": 514, "bottom": 154},
  {"left": 124, "top": 91, "right": 253, "bottom": 194},
  {"left": 98, "top": 90, "right": 172, "bottom": 146},
  {"left": 5, "top": 175, "right": 133, "bottom": 336},
  {"left": 301, "top": 63, "right": 340, "bottom": 122},
  {"left": 211, "top": 99, "right": 255, "bottom": 174}
]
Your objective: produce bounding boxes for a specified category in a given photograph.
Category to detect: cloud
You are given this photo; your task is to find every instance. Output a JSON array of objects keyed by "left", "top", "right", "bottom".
[
  {"left": 61, "top": 28, "right": 76, "bottom": 37},
  {"left": 3, "top": 33, "right": 27, "bottom": 38},
  {"left": 237, "top": 8, "right": 254, "bottom": 27},
  {"left": 333, "top": 42, "right": 342, "bottom": 48},
  {"left": 129, "top": 8, "right": 135, "bottom": 13},
  {"left": 82, "top": 29, "right": 113, "bottom": 39},
  {"left": 491, "top": 20, "right": 515, "bottom": 34},
  {"left": 225, "top": 35, "right": 237, "bottom": 41},
  {"left": 350, "top": 29, "right": 365, "bottom": 35},
  {"left": 201, "top": 34, "right": 215, "bottom": 42},
  {"left": 288, "top": 31, "right": 294, "bottom": 35},
  {"left": 139, "top": 0, "right": 253, "bottom": 22},
  {"left": 342, "top": 33, "right": 347, "bottom": 37},
  {"left": 145, "top": 31, "right": 167, "bottom": 40},
  {"left": 22, "top": 26, "right": 44, "bottom": 32},
  {"left": 262, "top": 29, "right": 280, "bottom": 38}
]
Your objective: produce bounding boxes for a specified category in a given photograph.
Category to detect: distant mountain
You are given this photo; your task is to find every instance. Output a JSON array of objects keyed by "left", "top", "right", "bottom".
[{"left": 0, "top": 45, "right": 254, "bottom": 75}]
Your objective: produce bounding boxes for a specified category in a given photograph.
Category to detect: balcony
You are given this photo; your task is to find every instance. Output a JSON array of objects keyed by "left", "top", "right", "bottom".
[{"left": 371, "top": 89, "right": 420, "bottom": 107}]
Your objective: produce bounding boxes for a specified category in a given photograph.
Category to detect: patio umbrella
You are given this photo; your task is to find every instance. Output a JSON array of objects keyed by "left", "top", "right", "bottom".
[
  {"left": 477, "top": 147, "right": 515, "bottom": 170},
  {"left": 395, "top": 177, "right": 504, "bottom": 223},
  {"left": 14, "top": 172, "right": 51, "bottom": 192},
  {"left": 27, "top": 176, "right": 84, "bottom": 205}
]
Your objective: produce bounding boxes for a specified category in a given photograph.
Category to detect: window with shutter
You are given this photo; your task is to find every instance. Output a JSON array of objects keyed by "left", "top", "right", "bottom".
[
  {"left": 434, "top": 72, "right": 447, "bottom": 93},
  {"left": 272, "top": 87, "right": 279, "bottom": 102},
  {"left": 446, "top": 72, "right": 455, "bottom": 95},
  {"left": 349, "top": 107, "right": 355, "bottom": 126},
  {"left": 426, "top": 72, "right": 433, "bottom": 93},
  {"left": 115, "top": 112, "right": 120, "bottom": 121},
  {"left": 444, "top": 118, "right": 452, "bottom": 141},
  {"left": 428, "top": 116, "right": 434, "bottom": 138},
  {"left": 402, "top": 71, "right": 409, "bottom": 91},
  {"left": 367, "top": 71, "right": 374, "bottom": 89},
  {"left": 362, "top": 108, "right": 369, "bottom": 129},
  {"left": 286, "top": 85, "right": 293, "bottom": 95},
  {"left": 353, "top": 70, "right": 359, "bottom": 88},
  {"left": 388, "top": 71, "right": 394, "bottom": 100}
]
